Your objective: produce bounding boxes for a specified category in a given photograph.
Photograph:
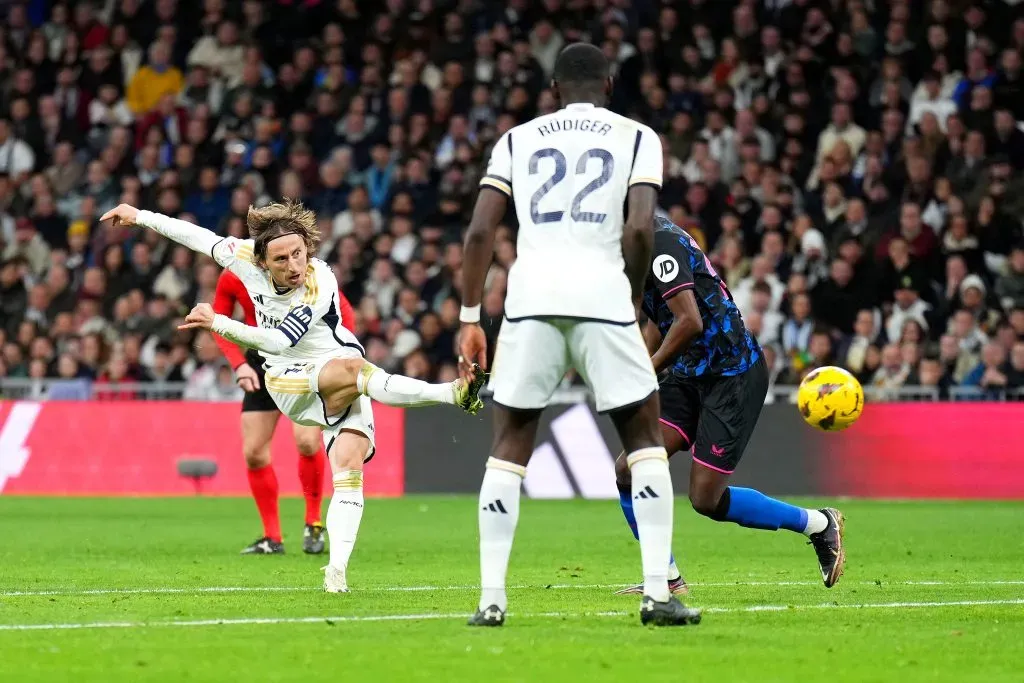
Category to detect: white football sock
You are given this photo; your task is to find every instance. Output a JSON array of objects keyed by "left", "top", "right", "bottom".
[
  {"left": 477, "top": 457, "right": 526, "bottom": 612},
  {"left": 803, "top": 509, "right": 829, "bottom": 536},
  {"left": 628, "top": 448, "right": 673, "bottom": 603},
  {"left": 668, "top": 558, "right": 681, "bottom": 582},
  {"left": 326, "top": 470, "right": 364, "bottom": 570},
  {"left": 356, "top": 363, "right": 454, "bottom": 406}
]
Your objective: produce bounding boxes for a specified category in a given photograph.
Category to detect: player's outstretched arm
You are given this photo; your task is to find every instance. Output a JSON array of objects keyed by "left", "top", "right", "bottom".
[
  {"left": 179, "top": 303, "right": 292, "bottom": 355},
  {"left": 100, "top": 204, "right": 232, "bottom": 267},
  {"left": 458, "top": 186, "right": 508, "bottom": 378}
]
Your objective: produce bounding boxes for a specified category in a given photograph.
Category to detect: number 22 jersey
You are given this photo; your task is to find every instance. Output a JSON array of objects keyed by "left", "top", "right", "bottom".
[{"left": 480, "top": 103, "right": 663, "bottom": 324}]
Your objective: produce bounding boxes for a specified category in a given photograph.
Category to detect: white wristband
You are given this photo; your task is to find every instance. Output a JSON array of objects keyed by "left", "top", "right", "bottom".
[{"left": 460, "top": 304, "right": 481, "bottom": 324}]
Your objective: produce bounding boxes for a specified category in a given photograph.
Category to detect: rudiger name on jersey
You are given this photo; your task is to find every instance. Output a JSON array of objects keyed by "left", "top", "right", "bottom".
[{"left": 536, "top": 118, "right": 613, "bottom": 137}]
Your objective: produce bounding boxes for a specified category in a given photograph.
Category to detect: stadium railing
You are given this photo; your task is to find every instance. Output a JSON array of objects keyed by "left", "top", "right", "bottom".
[{"left": 0, "top": 379, "right": 1021, "bottom": 402}]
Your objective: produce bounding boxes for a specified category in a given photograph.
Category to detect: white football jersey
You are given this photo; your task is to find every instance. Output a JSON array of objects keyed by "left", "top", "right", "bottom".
[
  {"left": 481, "top": 103, "right": 663, "bottom": 323},
  {"left": 210, "top": 238, "right": 363, "bottom": 366}
]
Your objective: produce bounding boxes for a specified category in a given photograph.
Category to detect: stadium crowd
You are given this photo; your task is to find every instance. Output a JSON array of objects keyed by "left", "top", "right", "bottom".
[{"left": 1, "top": 0, "right": 1024, "bottom": 401}]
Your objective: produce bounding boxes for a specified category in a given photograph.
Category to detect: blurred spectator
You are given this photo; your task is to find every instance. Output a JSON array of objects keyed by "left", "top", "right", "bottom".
[
  {"left": 812, "top": 258, "right": 859, "bottom": 335},
  {"left": 963, "top": 341, "right": 1011, "bottom": 395},
  {"left": 127, "top": 41, "right": 184, "bottom": 115},
  {"left": 747, "top": 281, "right": 783, "bottom": 348},
  {"left": 0, "top": 0, "right": 1022, "bottom": 400},
  {"left": 734, "top": 256, "right": 784, "bottom": 317},
  {"left": 187, "top": 21, "right": 245, "bottom": 88},
  {"left": 184, "top": 167, "right": 231, "bottom": 229},
  {"left": 94, "top": 354, "right": 137, "bottom": 400},
  {"left": 183, "top": 330, "right": 230, "bottom": 399},
  {"left": 838, "top": 309, "right": 881, "bottom": 377},
  {"left": 0, "top": 118, "right": 36, "bottom": 186},
  {"left": 873, "top": 343, "right": 912, "bottom": 394},
  {"left": 996, "top": 244, "right": 1024, "bottom": 310},
  {"left": 3, "top": 219, "right": 51, "bottom": 277},
  {"left": 960, "top": 274, "right": 1001, "bottom": 335},
  {"left": 909, "top": 71, "right": 958, "bottom": 134},
  {"left": 911, "top": 356, "right": 951, "bottom": 398},
  {"left": 1007, "top": 341, "right": 1024, "bottom": 388},
  {"left": 782, "top": 293, "right": 814, "bottom": 356},
  {"left": 886, "top": 278, "right": 933, "bottom": 344}
]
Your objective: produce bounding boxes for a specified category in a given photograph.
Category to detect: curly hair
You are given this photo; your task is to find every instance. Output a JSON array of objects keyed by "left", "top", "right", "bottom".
[{"left": 247, "top": 199, "right": 321, "bottom": 265}]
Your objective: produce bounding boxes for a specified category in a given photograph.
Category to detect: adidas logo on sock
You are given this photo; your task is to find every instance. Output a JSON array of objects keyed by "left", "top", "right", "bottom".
[
  {"left": 633, "top": 486, "right": 659, "bottom": 500},
  {"left": 482, "top": 499, "right": 508, "bottom": 513}
]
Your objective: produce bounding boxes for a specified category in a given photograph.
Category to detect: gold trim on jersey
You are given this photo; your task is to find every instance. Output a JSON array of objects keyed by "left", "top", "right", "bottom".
[
  {"left": 479, "top": 176, "right": 512, "bottom": 196},
  {"left": 264, "top": 386, "right": 309, "bottom": 395},
  {"left": 301, "top": 264, "right": 318, "bottom": 305},
  {"left": 266, "top": 377, "right": 310, "bottom": 385},
  {"left": 235, "top": 243, "right": 255, "bottom": 264},
  {"left": 266, "top": 377, "right": 311, "bottom": 385},
  {"left": 628, "top": 177, "right": 662, "bottom": 187},
  {"left": 266, "top": 377, "right": 312, "bottom": 394}
]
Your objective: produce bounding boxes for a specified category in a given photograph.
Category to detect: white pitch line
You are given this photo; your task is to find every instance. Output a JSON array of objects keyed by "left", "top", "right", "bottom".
[
  {"left": 2, "top": 579, "right": 1024, "bottom": 598},
  {"left": 1, "top": 599, "right": 1022, "bottom": 632}
]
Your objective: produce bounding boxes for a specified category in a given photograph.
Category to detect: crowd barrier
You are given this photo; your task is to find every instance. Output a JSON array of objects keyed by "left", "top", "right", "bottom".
[{"left": 0, "top": 400, "right": 1021, "bottom": 499}]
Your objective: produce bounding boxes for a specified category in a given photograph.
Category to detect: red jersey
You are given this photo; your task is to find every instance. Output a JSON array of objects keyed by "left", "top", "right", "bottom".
[{"left": 212, "top": 269, "right": 357, "bottom": 369}]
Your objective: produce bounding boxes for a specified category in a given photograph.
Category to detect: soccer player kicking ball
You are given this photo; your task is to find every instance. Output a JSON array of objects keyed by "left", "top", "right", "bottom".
[
  {"left": 212, "top": 268, "right": 355, "bottom": 555},
  {"left": 459, "top": 43, "right": 701, "bottom": 627},
  {"left": 614, "top": 217, "right": 845, "bottom": 595},
  {"left": 101, "top": 201, "right": 487, "bottom": 593}
]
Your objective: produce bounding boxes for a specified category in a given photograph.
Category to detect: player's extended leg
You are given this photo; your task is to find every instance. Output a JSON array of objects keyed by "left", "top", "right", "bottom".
[
  {"left": 467, "top": 318, "right": 564, "bottom": 627},
  {"left": 688, "top": 357, "right": 846, "bottom": 587},
  {"left": 240, "top": 410, "right": 285, "bottom": 554},
  {"left": 293, "top": 423, "right": 326, "bottom": 554},
  {"left": 321, "top": 429, "right": 371, "bottom": 593},
  {"left": 316, "top": 358, "right": 487, "bottom": 416},
  {"left": 613, "top": 375, "right": 701, "bottom": 596},
  {"left": 613, "top": 417, "right": 690, "bottom": 595},
  {"left": 607, "top": 395, "right": 700, "bottom": 626},
  {"left": 467, "top": 405, "right": 540, "bottom": 627},
  {"left": 569, "top": 320, "right": 699, "bottom": 625}
]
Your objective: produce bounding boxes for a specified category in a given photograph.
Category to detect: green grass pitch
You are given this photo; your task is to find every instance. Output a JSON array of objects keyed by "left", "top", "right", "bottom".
[{"left": 0, "top": 496, "right": 1022, "bottom": 682}]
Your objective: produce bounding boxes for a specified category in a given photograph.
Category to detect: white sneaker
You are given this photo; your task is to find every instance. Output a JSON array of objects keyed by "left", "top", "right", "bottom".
[{"left": 322, "top": 564, "right": 349, "bottom": 593}]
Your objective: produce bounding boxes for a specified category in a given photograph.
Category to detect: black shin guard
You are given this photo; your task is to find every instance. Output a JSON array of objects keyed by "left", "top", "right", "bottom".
[{"left": 709, "top": 487, "right": 731, "bottom": 522}]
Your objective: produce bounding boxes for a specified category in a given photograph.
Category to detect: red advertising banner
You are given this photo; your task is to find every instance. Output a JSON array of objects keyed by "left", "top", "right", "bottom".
[
  {"left": 404, "top": 402, "right": 1024, "bottom": 500},
  {"left": 1, "top": 400, "right": 1020, "bottom": 499},
  {"left": 0, "top": 401, "right": 404, "bottom": 496},
  {"left": 822, "top": 403, "right": 1024, "bottom": 499}
]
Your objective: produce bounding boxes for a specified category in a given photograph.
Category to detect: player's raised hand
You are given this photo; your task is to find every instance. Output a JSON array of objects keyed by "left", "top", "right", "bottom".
[
  {"left": 234, "top": 363, "right": 261, "bottom": 393},
  {"left": 178, "top": 303, "right": 216, "bottom": 331},
  {"left": 458, "top": 323, "right": 488, "bottom": 381},
  {"left": 99, "top": 203, "right": 140, "bottom": 228}
]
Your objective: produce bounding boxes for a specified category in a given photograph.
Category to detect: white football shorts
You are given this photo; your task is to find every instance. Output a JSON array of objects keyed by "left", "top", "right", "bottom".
[
  {"left": 264, "top": 354, "right": 376, "bottom": 459},
  {"left": 488, "top": 317, "right": 658, "bottom": 413}
]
